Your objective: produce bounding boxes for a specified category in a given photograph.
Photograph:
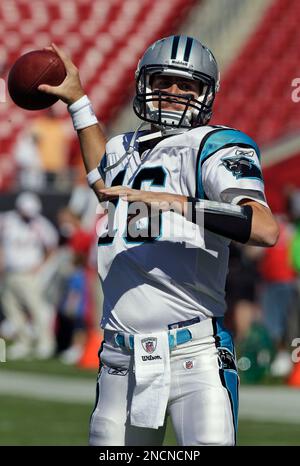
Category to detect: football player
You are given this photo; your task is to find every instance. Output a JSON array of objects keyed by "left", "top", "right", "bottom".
[{"left": 39, "top": 36, "right": 279, "bottom": 446}]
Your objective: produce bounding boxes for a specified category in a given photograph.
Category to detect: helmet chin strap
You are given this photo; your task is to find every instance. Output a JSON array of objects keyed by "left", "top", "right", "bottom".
[{"left": 104, "top": 121, "right": 149, "bottom": 173}]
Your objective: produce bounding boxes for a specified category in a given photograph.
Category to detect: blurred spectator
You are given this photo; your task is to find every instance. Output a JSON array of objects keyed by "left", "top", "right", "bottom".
[
  {"left": 259, "top": 215, "right": 296, "bottom": 377},
  {"left": 226, "top": 244, "right": 275, "bottom": 383},
  {"left": 287, "top": 188, "right": 300, "bottom": 360},
  {"left": 236, "top": 320, "right": 274, "bottom": 384},
  {"left": 14, "top": 130, "right": 45, "bottom": 191},
  {"left": 0, "top": 192, "right": 58, "bottom": 359},
  {"left": 68, "top": 165, "right": 99, "bottom": 231},
  {"left": 56, "top": 220, "right": 94, "bottom": 365},
  {"left": 29, "top": 108, "right": 70, "bottom": 191},
  {"left": 225, "top": 243, "right": 260, "bottom": 340},
  {"left": 37, "top": 207, "right": 76, "bottom": 311},
  {"left": 289, "top": 188, "right": 300, "bottom": 275}
]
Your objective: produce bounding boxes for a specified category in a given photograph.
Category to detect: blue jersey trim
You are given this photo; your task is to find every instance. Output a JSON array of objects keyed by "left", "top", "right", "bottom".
[
  {"left": 201, "top": 129, "right": 260, "bottom": 165},
  {"left": 215, "top": 317, "right": 234, "bottom": 354},
  {"left": 196, "top": 128, "right": 261, "bottom": 199},
  {"left": 196, "top": 127, "right": 228, "bottom": 198},
  {"left": 98, "top": 153, "right": 107, "bottom": 180},
  {"left": 223, "top": 370, "right": 239, "bottom": 435}
]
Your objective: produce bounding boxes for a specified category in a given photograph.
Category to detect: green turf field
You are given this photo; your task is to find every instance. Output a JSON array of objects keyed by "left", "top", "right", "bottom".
[
  {"left": 1, "top": 358, "right": 97, "bottom": 379},
  {"left": 0, "top": 394, "right": 300, "bottom": 446},
  {"left": 1, "top": 359, "right": 300, "bottom": 446}
]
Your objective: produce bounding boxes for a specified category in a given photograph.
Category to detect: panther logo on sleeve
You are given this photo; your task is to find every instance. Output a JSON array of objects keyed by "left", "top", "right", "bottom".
[{"left": 221, "top": 149, "right": 263, "bottom": 181}]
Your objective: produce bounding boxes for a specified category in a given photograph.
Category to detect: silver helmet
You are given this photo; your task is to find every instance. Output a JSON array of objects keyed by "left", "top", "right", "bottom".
[{"left": 133, "top": 35, "right": 220, "bottom": 129}]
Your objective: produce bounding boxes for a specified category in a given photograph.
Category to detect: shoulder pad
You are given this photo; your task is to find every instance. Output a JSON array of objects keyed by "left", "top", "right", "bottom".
[{"left": 199, "top": 127, "right": 260, "bottom": 165}]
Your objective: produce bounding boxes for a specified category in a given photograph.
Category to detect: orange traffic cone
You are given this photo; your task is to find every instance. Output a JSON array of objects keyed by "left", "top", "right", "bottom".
[
  {"left": 288, "top": 362, "right": 300, "bottom": 387},
  {"left": 77, "top": 329, "right": 103, "bottom": 370}
]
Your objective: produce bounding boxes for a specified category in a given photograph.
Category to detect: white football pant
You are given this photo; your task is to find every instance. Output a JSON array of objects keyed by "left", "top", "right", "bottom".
[{"left": 89, "top": 319, "right": 238, "bottom": 446}]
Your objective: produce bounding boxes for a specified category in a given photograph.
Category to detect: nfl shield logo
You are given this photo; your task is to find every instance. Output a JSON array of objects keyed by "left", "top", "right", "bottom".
[
  {"left": 142, "top": 337, "right": 157, "bottom": 354},
  {"left": 184, "top": 360, "right": 194, "bottom": 370}
]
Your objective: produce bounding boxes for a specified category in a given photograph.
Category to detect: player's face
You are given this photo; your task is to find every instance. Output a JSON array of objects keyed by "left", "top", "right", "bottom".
[{"left": 151, "top": 75, "right": 201, "bottom": 111}]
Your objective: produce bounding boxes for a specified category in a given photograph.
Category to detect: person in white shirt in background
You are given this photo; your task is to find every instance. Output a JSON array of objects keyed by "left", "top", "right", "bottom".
[
  {"left": 0, "top": 192, "right": 58, "bottom": 360},
  {"left": 14, "top": 130, "right": 45, "bottom": 192}
]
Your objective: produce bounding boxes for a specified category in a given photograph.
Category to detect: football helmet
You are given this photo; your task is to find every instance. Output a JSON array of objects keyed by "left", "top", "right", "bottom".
[{"left": 133, "top": 35, "right": 220, "bottom": 129}]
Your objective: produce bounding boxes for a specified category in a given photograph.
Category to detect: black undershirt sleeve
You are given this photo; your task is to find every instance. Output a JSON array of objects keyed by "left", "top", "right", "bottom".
[{"left": 187, "top": 197, "right": 253, "bottom": 244}]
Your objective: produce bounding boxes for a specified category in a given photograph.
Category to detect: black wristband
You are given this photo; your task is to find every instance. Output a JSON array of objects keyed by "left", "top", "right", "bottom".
[
  {"left": 187, "top": 196, "right": 197, "bottom": 224},
  {"left": 187, "top": 197, "right": 253, "bottom": 244}
]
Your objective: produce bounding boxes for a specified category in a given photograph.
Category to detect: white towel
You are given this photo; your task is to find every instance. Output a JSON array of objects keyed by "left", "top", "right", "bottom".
[{"left": 130, "top": 332, "right": 170, "bottom": 429}]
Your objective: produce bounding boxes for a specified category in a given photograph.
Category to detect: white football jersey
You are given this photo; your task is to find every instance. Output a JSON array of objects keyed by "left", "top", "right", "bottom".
[{"left": 97, "top": 125, "right": 267, "bottom": 333}]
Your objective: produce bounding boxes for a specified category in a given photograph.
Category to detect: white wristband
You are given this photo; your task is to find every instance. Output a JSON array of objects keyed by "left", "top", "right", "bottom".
[
  {"left": 68, "top": 95, "right": 98, "bottom": 131},
  {"left": 86, "top": 167, "right": 102, "bottom": 187}
]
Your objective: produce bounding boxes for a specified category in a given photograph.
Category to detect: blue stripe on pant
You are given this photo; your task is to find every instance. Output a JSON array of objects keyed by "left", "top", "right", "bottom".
[{"left": 213, "top": 317, "right": 239, "bottom": 444}]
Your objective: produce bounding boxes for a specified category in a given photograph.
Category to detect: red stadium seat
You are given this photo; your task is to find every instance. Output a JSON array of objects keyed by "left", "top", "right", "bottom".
[
  {"left": 211, "top": 0, "right": 300, "bottom": 147},
  {"left": 0, "top": 0, "right": 198, "bottom": 190}
]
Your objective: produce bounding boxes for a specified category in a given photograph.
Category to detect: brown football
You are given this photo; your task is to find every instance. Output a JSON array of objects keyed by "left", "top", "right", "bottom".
[{"left": 8, "top": 50, "right": 66, "bottom": 110}]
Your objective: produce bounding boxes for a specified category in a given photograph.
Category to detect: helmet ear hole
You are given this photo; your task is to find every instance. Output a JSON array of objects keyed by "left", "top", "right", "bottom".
[
  {"left": 198, "top": 81, "right": 205, "bottom": 95},
  {"left": 149, "top": 74, "right": 155, "bottom": 87}
]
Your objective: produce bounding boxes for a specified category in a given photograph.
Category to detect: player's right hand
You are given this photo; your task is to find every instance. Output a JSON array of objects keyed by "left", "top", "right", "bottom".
[{"left": 38, "top": 43, "right": 85, "bottom": 106}]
